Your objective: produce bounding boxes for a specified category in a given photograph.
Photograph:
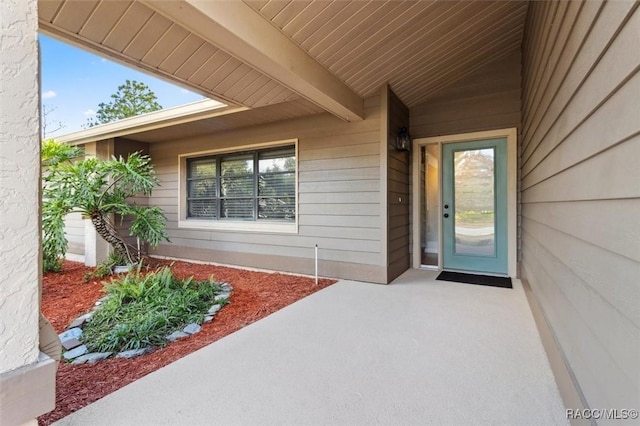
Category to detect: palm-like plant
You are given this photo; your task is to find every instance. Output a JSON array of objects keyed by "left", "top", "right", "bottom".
[
  {"left": 42, "top": 139, "right": 83, "bottom": 271},
  {"left": 43, "top": 141, "right": 168, "bottom": 269}
]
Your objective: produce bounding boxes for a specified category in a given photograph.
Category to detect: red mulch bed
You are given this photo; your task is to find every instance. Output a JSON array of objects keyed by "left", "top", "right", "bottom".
[{"left": 38, "top": 259, "right": 335, "bottom": 425}]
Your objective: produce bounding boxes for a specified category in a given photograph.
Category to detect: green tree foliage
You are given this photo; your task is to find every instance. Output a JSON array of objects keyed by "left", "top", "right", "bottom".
[
  {"left": 220, "top": 156, "right": 253, "bottom": 218},
  {"left": 41, "top": 139, "right": 83, "bottom": 271},
  {"left": 258, "top": 157, "right": 295, "bottom": 220},
  {"left": 42, "top": 140, "right": 169, "bottom": 270},
  {"left": 85, "top": 80, "right": 162, "bottom": 127},
  {"left": 453, "top": 149, "right": 495, "bottom": 213}
]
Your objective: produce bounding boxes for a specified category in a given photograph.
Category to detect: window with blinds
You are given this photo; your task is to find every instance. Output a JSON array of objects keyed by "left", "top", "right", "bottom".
[{"left": 186, "top": 146, "right": 295, "bottom": 222}]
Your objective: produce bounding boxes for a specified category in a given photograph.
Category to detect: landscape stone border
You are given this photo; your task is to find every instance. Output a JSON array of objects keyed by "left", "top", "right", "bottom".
[{"left": 59, "top": 283, "right": 232, "bottom": 364}]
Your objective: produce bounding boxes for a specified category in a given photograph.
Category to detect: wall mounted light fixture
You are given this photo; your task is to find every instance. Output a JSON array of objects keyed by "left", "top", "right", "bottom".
[{"left": 395, "top": 127, "right": 411, "bottom": 152}]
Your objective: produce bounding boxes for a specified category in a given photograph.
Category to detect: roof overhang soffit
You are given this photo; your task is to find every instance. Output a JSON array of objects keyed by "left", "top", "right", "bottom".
[{"left": 142, "top": 0, "right": 364, "bottom": 122}]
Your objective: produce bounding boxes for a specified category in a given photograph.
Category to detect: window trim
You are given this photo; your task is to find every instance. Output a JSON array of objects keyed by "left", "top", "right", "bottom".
[{"left": 178, "top": 139, "right": 298, "bottom": 234}]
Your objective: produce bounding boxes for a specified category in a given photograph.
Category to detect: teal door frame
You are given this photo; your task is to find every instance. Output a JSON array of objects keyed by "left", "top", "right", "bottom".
[
  {"left": 442, "top": 138, "right": 508, "bottom": 275},
  {"left": 411, "top": 128, "right": 517, "bottom": 278}
]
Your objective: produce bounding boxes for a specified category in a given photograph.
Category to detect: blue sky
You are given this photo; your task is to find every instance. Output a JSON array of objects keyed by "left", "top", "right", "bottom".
[{"left": 40, "top": 34, "right": 207, "bottom": 137}]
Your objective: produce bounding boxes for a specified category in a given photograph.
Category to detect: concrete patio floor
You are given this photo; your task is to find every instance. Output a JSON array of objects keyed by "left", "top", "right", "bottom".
[{"left": 54, "top": 269, "right": 567, "bottom": 426}]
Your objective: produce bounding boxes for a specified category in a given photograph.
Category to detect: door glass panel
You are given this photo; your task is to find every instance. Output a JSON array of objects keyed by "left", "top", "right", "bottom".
[
  {"left": 420, "top": 144, "right": 439, "bottom": 266},
  {"left": 453, "top": 148, "right": 495, "bottom": 256}
]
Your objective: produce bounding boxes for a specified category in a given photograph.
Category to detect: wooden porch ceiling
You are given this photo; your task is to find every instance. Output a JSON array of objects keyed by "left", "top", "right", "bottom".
[
  {"left": 38, "top": 0, "right": 528, "bottom": 122},
  {"left": 245, "top": 0, "right": 528, "bottom": 107}
]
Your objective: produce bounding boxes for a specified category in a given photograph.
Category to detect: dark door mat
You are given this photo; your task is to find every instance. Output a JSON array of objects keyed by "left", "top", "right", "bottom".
[{"left": 436, "top": 271, "right": 512, "bottom": 289}]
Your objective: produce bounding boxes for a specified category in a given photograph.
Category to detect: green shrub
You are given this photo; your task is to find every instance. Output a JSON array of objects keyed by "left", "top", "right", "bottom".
[
  {"left": 83, "top": 252, "right": 130, "bottom": 282},
  {"left": 43, "top": 253, "right": 63, "bottom": 273},
  {"left": 41, "top": 139, "right": 84, "bottom": 272},
  {"left": 81, "top": 266, "right": 226, "bottom": 353},
  {"left": 43, "top": 145, "right": 169, "bottom": 266}
]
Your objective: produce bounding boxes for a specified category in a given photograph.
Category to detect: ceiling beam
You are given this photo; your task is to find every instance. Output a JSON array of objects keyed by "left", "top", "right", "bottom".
[{"left": 143, "top": 0, "right": 364, "bottom": 122}]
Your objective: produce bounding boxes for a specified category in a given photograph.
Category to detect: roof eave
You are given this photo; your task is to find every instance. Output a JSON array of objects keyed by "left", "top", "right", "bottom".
[{"left": 56, "top": 99, "right": 246, "bottom": 145}]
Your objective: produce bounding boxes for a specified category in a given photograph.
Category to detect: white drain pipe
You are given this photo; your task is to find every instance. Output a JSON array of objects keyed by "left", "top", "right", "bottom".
[{"left": 315, "top": 244, "right": 318, "bottom": 285}]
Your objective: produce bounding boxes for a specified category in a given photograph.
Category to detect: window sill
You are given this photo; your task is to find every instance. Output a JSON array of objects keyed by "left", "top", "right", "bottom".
[{"left": 178, "top": 219, "right": 298, "bottom": 234}]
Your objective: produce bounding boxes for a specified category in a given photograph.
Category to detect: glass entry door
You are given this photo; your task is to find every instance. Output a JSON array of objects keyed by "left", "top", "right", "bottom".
[{"left": 442, "top": 138, "right": 508, "bottom": 274}]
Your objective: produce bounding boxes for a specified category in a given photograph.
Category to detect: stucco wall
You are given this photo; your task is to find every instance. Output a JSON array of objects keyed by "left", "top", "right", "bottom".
[{"left": 0, "top": 0, "right": 41, "bottom": 374}]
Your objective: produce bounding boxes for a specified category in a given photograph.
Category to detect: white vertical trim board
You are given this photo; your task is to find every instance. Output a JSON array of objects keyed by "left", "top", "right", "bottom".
[{"left": 412, "top": 128, "right": 518, "bottom": 277}]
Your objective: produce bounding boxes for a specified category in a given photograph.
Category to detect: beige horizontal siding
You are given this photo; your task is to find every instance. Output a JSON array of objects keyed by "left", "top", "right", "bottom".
[
  {"left": 301, "top": 140, "right": 380, "bottom": 160},
  {"left": 297, "top": 225, "right": 379, "bottom": 241},
  {"left": 148, "top": 96, "right": 384, "bottom": 274},
  {"left": 64, "top": 212, "right": 84, "bottom": 256},
  {"left": 522, "top": 1, "right": 634, "bottom": 167},
  {"left": 522, "top": 135, "right": 640, "bottom": 203},
  {"left": 299, "top": 179, "right": 379, "bottom": 194},
  {"left": 299, "top": 154, "right": 379, "bottom": 171},
  {"left": 523, "top": 200, "right": 640, "bottom": 263},
  {"left": 410, "top": 52, "right": 521, "bottom": 139},
  {"left": 522, "top": 215, "right": 640, "bottom": 325},
  {"left": 299, "top": 192, "right": 379, "bottom": 204},
  {"left": 162, "top": 232, "right": 380, "bottom": 257},
  {"left": 521, "top": 232, "right": 638, "bottom": 411},
  {"left": 299, "top": 215, "right": 380, "bottom": 229},
  {"left": 153, "top": 244, "right": 387, "bottom": 284},
  {"left": 299, "top": 167, "right": 380, "bottom": 182},
  {"left": 521, "top": 0, "right": 640, "bottom": 412},
  {"left": 386, "top": 87, "right": 410, "bottom": 282}
]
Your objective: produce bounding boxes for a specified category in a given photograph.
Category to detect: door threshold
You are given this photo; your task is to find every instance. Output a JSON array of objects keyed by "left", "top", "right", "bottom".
[
  {"left": 442, "top": 268, "right": 509, "bottom": 278},
  {"left": 418, "top": 265, "right": 439, "bottom": 271}
]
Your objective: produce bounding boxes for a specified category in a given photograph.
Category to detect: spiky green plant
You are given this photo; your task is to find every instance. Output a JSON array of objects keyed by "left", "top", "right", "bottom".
[{"left": 82, "top": 266, "right": 227, "bottom": 352}]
